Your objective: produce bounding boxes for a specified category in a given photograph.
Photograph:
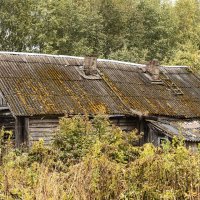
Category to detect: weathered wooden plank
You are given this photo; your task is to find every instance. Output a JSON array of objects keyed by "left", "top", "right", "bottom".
[
  {"left": 31, "top": 137, "right": 53, "bottom": 141},
  {"left": 15, "top": 117, "right": 23, "bottom": 147},
  {"left": 29, "top": 133, "right": 56, "bottom": 138},
  {"left": 29, "top": 127, "right": 58, "bottom": 132},
  {"left": 115, "top": 122, "right": 137, "bottom": 126},
  {"left": 28, "top": 117, "right": 59, "bottom": 145},
  {"left": 29, "top": 119, "right": 59, "bottom": 124},
  {"left": 28, "top": 123, "right": 58, "bottom": 128}
]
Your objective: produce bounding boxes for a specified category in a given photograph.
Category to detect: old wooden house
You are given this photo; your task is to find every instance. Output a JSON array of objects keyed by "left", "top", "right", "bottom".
[{"left": 0, "top": 52, "right": 200, "bottom": 149}]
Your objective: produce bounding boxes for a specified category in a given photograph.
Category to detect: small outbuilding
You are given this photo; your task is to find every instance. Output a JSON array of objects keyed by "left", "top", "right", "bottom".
[{"left": 0, "top": 52, "right": 200, "bottom": 148}]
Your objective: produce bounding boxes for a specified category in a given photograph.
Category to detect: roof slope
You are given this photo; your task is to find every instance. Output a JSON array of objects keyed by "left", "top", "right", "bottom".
[
  {"left": 0, "top": 52, "right": 200, "bottom": 118},
  {"left": 148, "top": 120, "right": 200, "bottom": 142},
  {"left": 0, "top": 53, "right": 130, "bottom": 116},
  {"left": 99, "top": 62, "right": 200, "bottom": 118}
]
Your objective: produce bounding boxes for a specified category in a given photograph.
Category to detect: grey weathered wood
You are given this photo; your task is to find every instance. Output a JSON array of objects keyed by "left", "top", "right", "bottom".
[
  {"left": 28, "top": 117, "right": 59, "bottom": 145},
  {"left": 30, "top": 132, "right": 55, "bottom": 137},
  {"left": 24, "top": 118, "right": 29, "bottom": 146},
  {"left": 28, "top": 124, "right": 58, "bottom": 128},
  {"left": 110, "top": 117, "right": 138, "bottom": 132},
  {"left": 29, "top": 119, "right": 59, "bottom": 124},
  {"left": 0, "top": 110, "right": 15, "bottom": 131},
  {"left": 15, "top": 117, "right": 23, "bottom": 147}
]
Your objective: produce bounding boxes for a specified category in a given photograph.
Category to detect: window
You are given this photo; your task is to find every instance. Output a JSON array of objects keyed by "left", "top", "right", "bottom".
[
  {"left": 158, "top": 136, "right": 168, "bottom": 146},
  {"left": 0, "top": 92, "right": 7, "bottom": 107}
]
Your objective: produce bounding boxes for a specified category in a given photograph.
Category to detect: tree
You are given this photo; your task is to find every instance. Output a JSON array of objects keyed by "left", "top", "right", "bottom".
[
  {"left": 0, "top": 0, "right": 199, "bottom": 70},
  {"left": 175, "top": 0, "right": 200, "bottom": 46},
  {"left": 98, "top": 0, "right": 124, "bottom": 58},
  {"left": 0, "top": 0, "right": 34, "bottom": 51}
]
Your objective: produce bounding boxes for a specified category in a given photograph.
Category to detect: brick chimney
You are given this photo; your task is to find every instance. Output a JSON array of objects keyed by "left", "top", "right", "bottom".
[
  {"left": 146, "top": 59, "right": 160, "bottom": 80},
  {"left": 83, "top": 56, "right": 98, "bottom": 76}
]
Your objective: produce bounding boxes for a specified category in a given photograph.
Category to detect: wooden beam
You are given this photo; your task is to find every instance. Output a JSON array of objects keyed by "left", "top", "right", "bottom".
[
  {"left": 15, "top": 117, "right": 29, "bottom": 147},
  {"left": 15, "top": 117, "right": 23, "bottom": 148}
]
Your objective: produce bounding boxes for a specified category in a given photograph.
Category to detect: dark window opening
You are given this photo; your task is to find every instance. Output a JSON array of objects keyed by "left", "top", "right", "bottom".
[
  {"left": 0, "top": 92, "right": 7, "bottom": 107},
  {"left": 158, "top": 136, "right": 168, "bottom": 146}
]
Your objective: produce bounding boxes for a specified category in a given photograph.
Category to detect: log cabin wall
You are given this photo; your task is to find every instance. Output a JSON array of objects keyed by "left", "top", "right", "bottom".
[
  {"left": 15, "top": 117, "right": 25, "bottom": 147},
  {"left": 145, "top": 124, "right": 163, "bottom": 146},
  {"left": 110, "top": 116, "right": 144, "bottom": 145},
  {"left": 109, "top": 116, "right": 139, "bottom": 132},
  {"left": 25, "top": 116, "right": 140, "bottom": 146},
  {"left": 28, "top": 117, "right": 60, "bottom": 146},
  {"left": 186, "top": 141, "right": 199, "bottom": 152}
]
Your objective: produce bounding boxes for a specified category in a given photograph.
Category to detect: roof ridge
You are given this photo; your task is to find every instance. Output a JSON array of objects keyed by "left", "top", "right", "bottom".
[
  {"left": 0, "top": 51, "right": 145, "bottom": 67},
  {"left": 161, "top": 65, "right": 188, "bottom": 68},
  {"left": 0, "top": 51, "right": 189, "bottom": 68}
]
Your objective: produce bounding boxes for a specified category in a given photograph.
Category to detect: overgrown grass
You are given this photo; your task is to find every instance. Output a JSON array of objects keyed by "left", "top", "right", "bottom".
[{"left": 0, "top": 116, "right": 199, "bottom": 199}]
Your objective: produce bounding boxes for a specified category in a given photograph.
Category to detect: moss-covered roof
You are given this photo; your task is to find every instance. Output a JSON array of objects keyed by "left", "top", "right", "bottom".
[{"left": 0, "top": 52, "right": 200, "bottom": 118}]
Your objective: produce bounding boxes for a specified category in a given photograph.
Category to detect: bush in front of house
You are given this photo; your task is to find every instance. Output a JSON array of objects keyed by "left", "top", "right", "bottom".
[
  {"left": 53, "top": 115, "right": 139, "bottom": 165},
  {"left": 0, "top": 116, "right": 199, "bottom": 199}
]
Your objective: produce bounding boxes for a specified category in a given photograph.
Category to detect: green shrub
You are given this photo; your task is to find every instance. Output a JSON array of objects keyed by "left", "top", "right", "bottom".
[
  {"left": 0, "top": 128, "right": 13, "bottom": 164},
  {"left": 53, "top": 115, "right": 139, "bottom": 165},
  {"left": 0, "top": 116, "right": 199, "bottom": 199}
]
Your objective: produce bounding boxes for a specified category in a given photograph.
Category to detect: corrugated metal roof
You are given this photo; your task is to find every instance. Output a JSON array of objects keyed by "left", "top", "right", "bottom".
[
  {"left": 148, "top": 120, "right": 200, "bottom": 142},
  {"left": 99, "top": 62, "right": 200, "bottom": 118},
  {"left": 0, "top": 52, "right": 200, "bottom": 117},
  {"left": 0, "top": 53, "right": 130, "bottom": 116}
]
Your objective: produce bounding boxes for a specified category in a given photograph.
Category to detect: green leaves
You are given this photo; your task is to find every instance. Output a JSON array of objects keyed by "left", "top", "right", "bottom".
[
  {"left": 53, "top": 115, "right": 139, "bottom": 164},
  {"left": 0, "top": 0, "right": 35, "bottom": 51},
  {"left": 0, "top": 0, "right": 200, "bottom": 68}
]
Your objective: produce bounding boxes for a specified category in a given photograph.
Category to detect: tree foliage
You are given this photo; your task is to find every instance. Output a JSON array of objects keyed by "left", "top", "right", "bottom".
[{"left": 0, "top": 0, "right": 200, "bottom": 68}]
